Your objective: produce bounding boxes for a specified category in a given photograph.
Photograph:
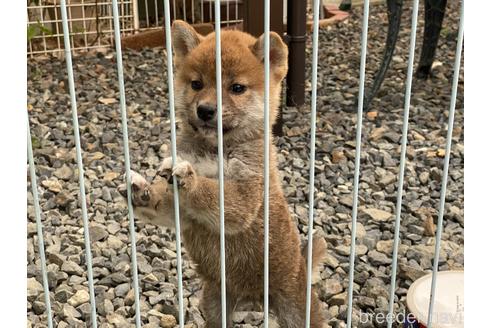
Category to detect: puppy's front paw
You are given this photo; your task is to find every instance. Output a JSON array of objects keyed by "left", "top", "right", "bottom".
[
  {"left": 172, "top": 160, "right": 197, "bottom": 190},
  {"left": 157, "top": 156, "right": 177, "bottom": 184},
  {"left": 118, "top": 170, "right": 151, "bottom": 207},
  {"left": 158, "top": 157, "right": 196, "bottom": 190}
]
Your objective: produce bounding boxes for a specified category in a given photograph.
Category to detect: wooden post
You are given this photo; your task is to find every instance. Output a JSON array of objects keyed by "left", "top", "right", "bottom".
[
  {"left": 286, "top": 0, "right": 306, "bottom": 108},
  {"left": 243, "top": 0, "right": 283, "bottom": 37}
]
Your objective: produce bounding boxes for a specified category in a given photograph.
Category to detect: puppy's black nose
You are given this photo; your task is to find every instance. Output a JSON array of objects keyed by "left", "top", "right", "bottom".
[{"left": 197, "top": 105, "right": 216, "bottom": 122}]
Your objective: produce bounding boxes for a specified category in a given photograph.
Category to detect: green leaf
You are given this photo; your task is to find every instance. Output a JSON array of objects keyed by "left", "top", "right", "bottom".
[
  {"left": 38, "top": 24, "right": 53, "bottom": 35},
  {"left": 27, "top": 21, "right": 53, "bottom": 42},
  {"left": 27, "top": 25, "right": 38, "bottom": 42}
]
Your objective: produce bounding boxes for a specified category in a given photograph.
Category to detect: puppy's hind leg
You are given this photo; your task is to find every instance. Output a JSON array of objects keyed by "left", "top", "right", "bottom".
[
  {"left": 271, "top": 287, "right": 325, "bottom": 328},
  {"left": 200, "top": 282, "right": 237, "bottom": 328},
  {"left": 271, "top": 292, "right": 303, "bottom": 328},
  {"left": 270, "top": 276, "right": 324, "bottom": 328}
]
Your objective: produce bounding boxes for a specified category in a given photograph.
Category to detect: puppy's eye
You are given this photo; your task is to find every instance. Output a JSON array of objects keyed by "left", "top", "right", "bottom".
[
  {"left": 191, "top": 80, "right": 203, "bottom": 91},
  {"left": 230, "top": 83, "right": 246, "bottom": 94}
]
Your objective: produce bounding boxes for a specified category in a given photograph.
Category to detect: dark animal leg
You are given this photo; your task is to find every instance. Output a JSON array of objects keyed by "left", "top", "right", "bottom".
[
  {"left": 416, "top": 0, "right": 448, "bottom": 79},
  {"left": 363, "top": 0, "right": 403, "bottom": 111},
  {"left": 339, "top": 0, "right": 352, "bottom": 11}
]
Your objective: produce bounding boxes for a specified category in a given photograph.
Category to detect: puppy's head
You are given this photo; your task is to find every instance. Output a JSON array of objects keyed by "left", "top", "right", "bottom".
[{"left": 171, "top": 20, "right": 288, "bottom": 144}]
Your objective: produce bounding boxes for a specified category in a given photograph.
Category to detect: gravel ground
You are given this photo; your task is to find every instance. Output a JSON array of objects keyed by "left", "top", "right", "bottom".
[{"left": 27, "top": 1, "right": 464, "bottom": 327}]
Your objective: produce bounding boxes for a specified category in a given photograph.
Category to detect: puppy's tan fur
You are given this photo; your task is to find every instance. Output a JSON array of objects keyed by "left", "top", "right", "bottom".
[{"left": 120, "top": 21, "right": 327, "bottom": 327}]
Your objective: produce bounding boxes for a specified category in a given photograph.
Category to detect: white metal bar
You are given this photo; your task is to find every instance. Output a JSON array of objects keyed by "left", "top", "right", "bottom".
[
  {"left": 29, "top": 34, "right": 34, "bottom": 58},
  {"left": 37, "top": 4, "right": 48, "bottom": 55},
  {"left": 110, "top": 1, "right": 142, "bottom": 327},
  {"left": 108, "top": 1, "right": 114, "bottom": 48},
  {"left": 120, "top": 0, "right": 124, "bottom": 34},
  {"left": 127, "top": 1, "right": 132, "bottom": 31},
  {"left": 386, "top": 1, "right": 419, "bottom": 326},
  {"left": 214, "top": 0, "right": 227, "bottom": 326},
  {"left": 59, "top": 1, "right": 98, "bottom": 327},
  {"left": 305, "top": 0, "right": 320, "bottom": 326},
  {"left": 192, "top": 0, "right": 195, "bottom": 23},
  {"left": 28, "top": 15, "right": 134, "bottom": 25},
  {"left": 95, "top": 1, "right": 103, "bottom": 89},
  {"left": 27, "top": 9, "right": 33, "bottom": 58},
  {"left": 25, "top": 3, "right": 47, "bottom": 9},
  {"left": 263, "top": 0, "right": 270, "bottom": 325},
  {"left": 30, "top": 26, "right": 135, "bottom": 40},
  {"left": 80, "top": 0, "right": 89, "bottom": 50},
  {"left": 155, "top": 1, "right": 161, "bottom": 27},
  {"left": 145, "top": 0, "right": 150, "bottom": 27},
  {"left": 27, "top": 118, "right": 54, "bottom": 328},
  {"left": 173, "top": 0, "right": 177, "bottom": 21},
  {"left": 163, "top": 1, "right": 185, "bottom": 326},
  {"left": 235, "top": 0, "right": 238, "bottom": 22},
  {"left": 128, "top": 1, "right": 132, "bottom": 31},
  {"left": 129, "top": 1, "right": 133, "bottom": 30},
  {"left": 227, "top": 0, "right": 230, "bottom": 26},
  {"left": 133, "top": 0, "right": 140, "bottom": 31},
  {"left": 129, "top": 2, "right": 133, "bottom": 31},
  {"left": 209, "top": 0, "right": 212, "bottom": 22},
  {"left": 53, "top": 2, "right": 62, "bottom": 53},
  {"left": 201, "top": 0, "right": 204, "bottom": 22},
  {"left": 67, "top": 1, "right": 76, "bottom": 53},
  {"left": 427, "top": 2, "right": 464, "bottom": 327},
  {"left": 154, "top": 0, "right": 159, "bottom": 26},
  {"left": 183, "top": 0, "right": 187, "bottom": 21},
  {"left": 318, "top": 0, "right": 324, "bottom": 20},
  {"left": 28, "top": 44, "right": 114, "bottom": 55},
  {"left": 346, "top": 0, "right": 370, "bottom": 326},
  {"left": 28, "top": 2, "right": 134, "bottom": 10}
]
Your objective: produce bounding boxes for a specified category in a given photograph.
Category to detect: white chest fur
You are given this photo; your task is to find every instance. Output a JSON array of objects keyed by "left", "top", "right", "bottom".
[{"left": 180, "top": 152, "right": 221, "bottom": 178}]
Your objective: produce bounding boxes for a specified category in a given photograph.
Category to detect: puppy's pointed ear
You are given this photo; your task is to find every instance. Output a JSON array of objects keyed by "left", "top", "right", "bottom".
[
  {"left": 172, "top": 20, "right": 202, "bottom": 58},
  {"left": 250, "top": 32, "right": 289, "bottom": 80}
]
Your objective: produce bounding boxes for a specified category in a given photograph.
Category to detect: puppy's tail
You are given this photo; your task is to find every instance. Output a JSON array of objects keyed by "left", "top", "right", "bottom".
[{"left": 302, "top": 233, "right": 327, "bottom": 271}]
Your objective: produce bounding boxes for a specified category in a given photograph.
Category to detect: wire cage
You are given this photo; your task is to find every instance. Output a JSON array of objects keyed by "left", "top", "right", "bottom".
[
  {"left": 26, "top": 0, "right": 464, "bottom": 327},
  {"left": 137, "top": 0, "right": 244, "bottom": 29},
  {"left": 27, "top": 0, "right": 244, "bottom": 57},
  {"left": 27, "top": 0, "right": 135, "bottom": 56}
]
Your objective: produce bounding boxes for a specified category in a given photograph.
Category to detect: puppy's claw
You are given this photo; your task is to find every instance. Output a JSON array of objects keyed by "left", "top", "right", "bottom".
[
  {"left": 157, "top": 156, "right": 174, "bottom": 181},
  {"left": 118, "top": 170, "right": 151, "bottom": 207},
  {"left": 172, "top": 161, "right": 196, "bottom": 189},
  {"left": 131, "top": 182, "right": 139, "bottom": 193},
  {"left": 141, "top": 189, "right": 150, "bottom": 201},
  {"left": 117, "top": 184, "right": 128, "bottom": 198},
  {"left": 157, "top": 168, "right": 172, "bottom": 181}
]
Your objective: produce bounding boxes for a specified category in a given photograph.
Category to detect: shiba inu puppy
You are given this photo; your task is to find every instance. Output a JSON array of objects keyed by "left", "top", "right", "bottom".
[{"left": 119, "top": 20, "right": 326, "bottom": 327}]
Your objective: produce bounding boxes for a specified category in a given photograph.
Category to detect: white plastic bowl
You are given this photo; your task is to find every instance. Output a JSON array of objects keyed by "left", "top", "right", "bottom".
[{"left": 406, "top": 270, "right": 464, "bottom": 328}]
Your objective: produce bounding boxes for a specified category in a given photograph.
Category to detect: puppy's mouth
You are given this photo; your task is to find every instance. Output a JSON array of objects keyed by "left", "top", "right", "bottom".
[{"left": 188, "top": 120, "right": 233, "bottom": 134}]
